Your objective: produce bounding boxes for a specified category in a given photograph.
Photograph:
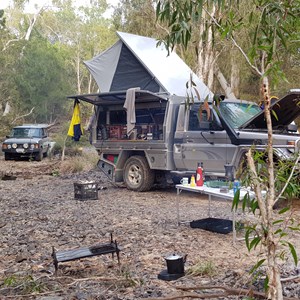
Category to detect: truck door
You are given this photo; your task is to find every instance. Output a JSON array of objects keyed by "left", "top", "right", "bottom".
[{"left": 174, "top": 103, "right": 237, "bottom": 175}]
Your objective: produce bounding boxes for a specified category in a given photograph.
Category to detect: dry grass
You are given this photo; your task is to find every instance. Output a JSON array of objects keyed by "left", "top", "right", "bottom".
[{"left": 59, "top": 149, "right": 99, "bottom": 175}]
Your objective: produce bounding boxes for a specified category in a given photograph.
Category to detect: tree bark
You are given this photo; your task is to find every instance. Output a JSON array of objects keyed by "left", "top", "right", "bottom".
[
  {"left": 230, "top": 51, "right": 240, "bottom": 98},
  {"left": 196, "top": 6, "right": 215, "bottom": 90},
  {"left": 25, "top": 7, "right": 44, "bottom": 41},
  {"left": 214, "top": 65, "right": 237, "bottom": 99},
  {"left": 261, "top": 75, "right": 283, "bottom": 300},
  {"left": 76, "top": 47, "right": 81, "bottom": 94},
  {"left": 3, "top": 102, "right": 11, "bottom": 116}
]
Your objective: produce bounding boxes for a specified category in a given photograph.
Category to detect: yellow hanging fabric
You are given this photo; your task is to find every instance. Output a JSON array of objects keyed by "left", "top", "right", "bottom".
[{"left": 68, "top": 100, "right": 83, "bottom": 141}]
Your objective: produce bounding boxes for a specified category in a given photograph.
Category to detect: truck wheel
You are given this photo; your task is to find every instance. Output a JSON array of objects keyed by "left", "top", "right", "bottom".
[
  {"left": 43, "top": 147, "right": 48, "bottom": 158},
  {"left": 35, "top": 150, "right": 43, "bottom": 161},
  {"left": 4, "top": 153, "right": 12, "bottom": 161},
  {"left": 123, "top": 156, "right": 155, "bottom": 192}
]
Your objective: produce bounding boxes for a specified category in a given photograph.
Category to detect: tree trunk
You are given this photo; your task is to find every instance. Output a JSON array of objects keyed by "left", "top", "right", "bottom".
[
  {"left": 3, "top": 102, "right": 11, "bottom": 116},
  {"left": 203, "top": 5, "right": 215, "bottom": 91},
  {"left": 196, "top": 5, "right": 216, "bottom": 91},
  {"left": 25, "top": 8, "right": 43, "bottom": 41},
  {"left": 261, "top": 75, "right": 283, "bottom": 300},
  {"left": 231, "top": 51, "right": 240, "bottom": 98},
  {"left": 267, "top": 232, "right": 283, "bottom": 300},
  {"left": 88, "top": 73, "right": 93, "bottom": 94},
  {"left": 214, "top": 65, "right": 237, "bottom": 99},
  {"left": 196, "top": 10, "right": 205, "bottom": 82},
  {"left": 76, "top": 48, "right": 81, "bottom": 94}
]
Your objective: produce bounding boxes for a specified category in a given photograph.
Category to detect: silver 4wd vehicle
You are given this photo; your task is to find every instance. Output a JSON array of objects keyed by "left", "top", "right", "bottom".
[
  {"left": 68, "top": 89, "right": 300, "bottom": 191},
  {"left": 2, "top": 124, "right": 51, "bottom": 161}
]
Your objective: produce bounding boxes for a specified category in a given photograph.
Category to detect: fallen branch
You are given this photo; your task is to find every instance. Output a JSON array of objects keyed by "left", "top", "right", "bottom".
[
  {"left": 148, "top": 284, "right": 299, "bottom": 300},
  {"left": 148, "top": 292, "right": 229, "bottom": 300},
  {"left": 280, "top": 274, "right": 300, "bottom": 282},
  {"left": 66, "top": 276, "right": 125, "bottom": 286},
  {"left": 2, "top": 290, "right": 64, "bottom": 298},
  {"left": 177, "top": 285, "right": 265, "bottom": 298}
]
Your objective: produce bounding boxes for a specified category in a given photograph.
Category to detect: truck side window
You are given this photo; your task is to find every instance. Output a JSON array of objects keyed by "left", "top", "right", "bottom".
[
  {"left": 188, "top": 106, "right": 223, "bottom": 131},
  {"left": 189, "top": 109, "right": 211, "bottom": 131}
]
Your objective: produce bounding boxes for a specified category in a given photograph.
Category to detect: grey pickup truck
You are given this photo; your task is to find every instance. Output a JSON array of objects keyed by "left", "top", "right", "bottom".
[{"left": 68, "top": 89, "right": 300, "bottom": 191}]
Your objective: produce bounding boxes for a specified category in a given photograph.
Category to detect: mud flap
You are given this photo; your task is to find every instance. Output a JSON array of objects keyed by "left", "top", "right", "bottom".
[{"left": 97, "top": 159, "right": 115, "bottom": 180}]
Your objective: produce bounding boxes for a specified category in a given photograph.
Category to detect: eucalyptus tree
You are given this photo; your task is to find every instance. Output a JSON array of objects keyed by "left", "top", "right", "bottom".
[
  {"left": 13, "top": 36, "right": 73, "bottom": 123},
  {"left": 157, "top": 1, "right": 300, "bottom": 299},
  {"left": 112, "top": 0, "right": 166, "bottom": 40},
  {"left": 40, "top": 0, "right": 115, "bottom": 94},
  {"left": 1, "top": 0, "right": 116, "bottom": 125}
]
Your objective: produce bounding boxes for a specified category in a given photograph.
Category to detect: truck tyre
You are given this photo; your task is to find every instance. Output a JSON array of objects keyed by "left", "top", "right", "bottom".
[
  {"left": 123, "top": 156, "right": 155, "bottom": 192},
  {"left": 35, "top": 150, "right": 43, "bottom": 161},
  {"left": 43, "top": 146, "right": 49, "bottom": 158},
  {"left": 4, "top": 153, "right": 12, "bottom": 161}
]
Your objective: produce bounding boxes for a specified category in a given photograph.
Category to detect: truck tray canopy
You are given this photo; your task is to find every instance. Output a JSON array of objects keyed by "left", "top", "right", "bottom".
[{"left": 67, "top": 90, "right": 168, "bottom": 106}]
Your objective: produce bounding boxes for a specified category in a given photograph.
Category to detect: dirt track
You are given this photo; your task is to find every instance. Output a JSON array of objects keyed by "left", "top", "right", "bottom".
[{"left": 0, "top": 157, "right": 300, "bottom": 299}]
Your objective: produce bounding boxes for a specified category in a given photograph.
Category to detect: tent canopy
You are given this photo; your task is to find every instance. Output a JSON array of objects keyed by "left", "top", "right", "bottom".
[{"left": 84, "top": 32, "right": 213, "bottom": 100}]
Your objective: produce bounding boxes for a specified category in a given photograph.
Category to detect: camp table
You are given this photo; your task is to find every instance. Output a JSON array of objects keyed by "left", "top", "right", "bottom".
[{"left": 175, "top": 184, "right": 255, "bottom": 243}]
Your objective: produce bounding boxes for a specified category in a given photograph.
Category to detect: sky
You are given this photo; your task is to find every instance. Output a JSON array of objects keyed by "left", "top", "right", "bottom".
[{"left": 0, "top": 0, "right": 120, "bottom": 14}]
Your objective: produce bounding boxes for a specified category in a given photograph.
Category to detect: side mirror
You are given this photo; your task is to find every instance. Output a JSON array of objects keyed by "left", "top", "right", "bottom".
[
  {"left": 287, "top": 124, "right": 298, "bottom": 132},
  {"left": 6, "top": 135, "right": 10, "bottom": 138}
]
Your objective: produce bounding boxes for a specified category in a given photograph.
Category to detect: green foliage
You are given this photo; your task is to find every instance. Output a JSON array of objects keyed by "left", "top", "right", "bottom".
[
  {"left": 51, "top": 169, "right": 60, "bottom": 177},
  {"left": 112, "top": 0, "right": 159, "bottom": 38},
  {"left": 13, "top": 37, "right": 73, "bottom": 123},
  {"left": 237, "top": 150, "right": 300, "bottom": 200},
  {"left": 0, "top": 9, "right": 6, "bottom": 29},
  {"left": 156, "top": 0, "right": 300, "bottom": 84},
  {"left": 275, "top": 157, "right": 300, "bottom": 199},
  {"left": 231, "top": 147, "right": 300, "bottom": 294},
  {"left": 2, "top": 274, "right": 45, "bottom": 294},
  {"left": 3, "top": 275, "right": 17, "bottom": 287}
]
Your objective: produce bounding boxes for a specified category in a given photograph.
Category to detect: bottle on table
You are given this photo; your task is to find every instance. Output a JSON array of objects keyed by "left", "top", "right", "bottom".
[
  {"left": 196, "top": 162, "right": 204, "bottom": 186},
  {"left": 233, "top": 180, "right": 240, "bottom": 195},
  {"left": 190, "top": 175, "right": 196, "bottom": 187}
]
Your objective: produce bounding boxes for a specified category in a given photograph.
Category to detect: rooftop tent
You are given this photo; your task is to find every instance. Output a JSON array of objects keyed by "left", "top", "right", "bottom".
[{"left": 84, "top": 31, "right": 213, "bottom": 99}]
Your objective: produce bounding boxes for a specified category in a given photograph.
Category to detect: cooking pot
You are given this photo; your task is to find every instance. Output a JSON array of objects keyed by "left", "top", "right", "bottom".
[{"left": 165, "top": 253, "right": 187, "bottom": 275}]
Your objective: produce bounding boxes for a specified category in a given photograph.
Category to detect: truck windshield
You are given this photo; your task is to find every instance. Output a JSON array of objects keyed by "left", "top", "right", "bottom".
[
  {"left": 12, "top": 128, "right": 42, "bottom": 138},
  {"left": 219, "top": 102, "right": 261, "bottom": 129}
]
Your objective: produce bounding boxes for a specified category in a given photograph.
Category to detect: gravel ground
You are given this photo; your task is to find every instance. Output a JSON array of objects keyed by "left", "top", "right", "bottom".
[{"left": 0, "top": 157, "right": 300, "bottom": 299}]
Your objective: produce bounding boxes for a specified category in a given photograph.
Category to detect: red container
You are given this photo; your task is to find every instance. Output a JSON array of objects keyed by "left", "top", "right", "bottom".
[
  {"left": 106, "top": 154, "right": 115, "bottom": 162},
  {"left": 196, "top": 162, "right": 204, "bottom": 186}
]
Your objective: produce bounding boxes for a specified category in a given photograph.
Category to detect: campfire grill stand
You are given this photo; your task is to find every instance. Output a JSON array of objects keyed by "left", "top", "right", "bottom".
[{"left": 52, "top": 233, "right": 120, "bottom": 273}]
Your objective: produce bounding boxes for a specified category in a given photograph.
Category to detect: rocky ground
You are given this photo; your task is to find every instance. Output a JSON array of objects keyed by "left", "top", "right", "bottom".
[{"left": 0, "top": 156, "right": 300, "bottom": 300}]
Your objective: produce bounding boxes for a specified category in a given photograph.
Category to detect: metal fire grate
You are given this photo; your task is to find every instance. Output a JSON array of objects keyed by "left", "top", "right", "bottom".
[{"left": 52, "top": 233, "right": 120, "bottom": 273}]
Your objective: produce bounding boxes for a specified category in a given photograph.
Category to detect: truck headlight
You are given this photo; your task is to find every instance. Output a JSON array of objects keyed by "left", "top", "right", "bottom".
[
  {"left": 296, "top": 140, "right": 300, "bottom": 152},
  {"left": 23, "top": 143, "right": 29, "bottom": 149},
  {"left": 287, "top": 140, "right": 300, "bottom": 153},
  {"left": 12, "top": 143, "right": 17, "bottom": 149},
  {"left": 2, "top": 143, "right": 10, "bottom": 149}
]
